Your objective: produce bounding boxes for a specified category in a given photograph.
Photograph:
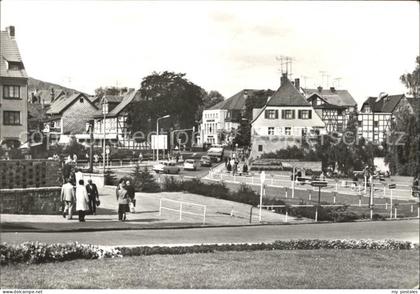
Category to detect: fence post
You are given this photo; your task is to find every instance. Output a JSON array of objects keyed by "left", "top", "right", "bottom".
[
  {"left": 418, "top": 207, "right": 419, "bottom": 218},
  {"left": 203, "top": 206, "right": 206, "bottom": 225},
  {"left": 285, "top": 187, "right": 288, "bottom": 198},
  {"left": 394, "top": 207, "right": 397, "bottom": 219},
  {"left": 308, "top": 189, "right": 312, "bottom": 201},
  {"left": 411, "top": 205, "right": 413, "bottom": 213},
  {"left": 249, "top": 206, "right": 253, "bottom": 224},
  {"left": 314, "top": 207, "right": 318, "bottom": 222},
  {"left": 383, "top": 185, "right": 386, "bottom": 197},
  {"left": 385, "top": 202, "right": 388, "bottom": 210},
  {"left": 159, "top": 198, "right": 162, "bottom": 216},
  {"left": 285, "top": 211, "right": 288, "bottom": 223},
  {"left": 179, "top": 203, "right": 183, "bottom": 221},
  {"left": 251, "top": 176, "right": 254, "bottom": 185},
  {"left": 333, "top": 192, "right": 336, "bottom": 204}
]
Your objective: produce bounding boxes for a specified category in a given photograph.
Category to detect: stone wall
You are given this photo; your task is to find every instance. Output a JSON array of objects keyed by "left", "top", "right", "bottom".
[
  {"left": 0, "top": 159, "right": 61, "bottom": 189},
  {"left": 0, "top": 187, "right": 61, "bottom": 214}
]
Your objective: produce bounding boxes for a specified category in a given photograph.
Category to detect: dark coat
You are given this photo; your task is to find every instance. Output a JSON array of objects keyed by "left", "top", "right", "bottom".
[{"left": 85, "top": 183, "right": 99, "bottom": 200}]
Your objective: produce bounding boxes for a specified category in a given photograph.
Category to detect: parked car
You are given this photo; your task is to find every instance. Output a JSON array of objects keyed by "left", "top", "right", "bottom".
[
  {"left": 184, "top": 159, "right": 199, "bottom": 171},
  {"left": 153, "top": 161, "right": 180, "bottom": 174},
  {"left": 200, "top": 156, "right": 212, "bottom": 167}
]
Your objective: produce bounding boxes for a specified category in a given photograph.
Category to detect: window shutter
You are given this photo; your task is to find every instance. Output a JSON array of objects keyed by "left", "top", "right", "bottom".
[
  {"left": 298, "top": 110, "right": 302, "bottom": 119},
  {"left": 308, "top": 110, "right": 312, "bottom": 119},
  {"left": 281, "top": 110, "right": 285, "bottom": 119},
  {"left": 292, "top": 110, "right": 295, "bottom": 119},
  {"left": 275, "top": 110, "right": 279, "bottom": 119}
]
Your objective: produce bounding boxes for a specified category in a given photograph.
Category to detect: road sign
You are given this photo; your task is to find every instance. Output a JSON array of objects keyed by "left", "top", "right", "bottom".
[
  {"left": 311, "top": 181, "right": 328, "bottom": 188},
  {"left": 388, "top": 184, "right": 396, "bottom": 189}
]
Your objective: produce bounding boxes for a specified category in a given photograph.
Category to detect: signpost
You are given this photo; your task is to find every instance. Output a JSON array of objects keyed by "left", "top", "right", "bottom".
[
  {"left": 259, "top": 171, "right": 266, "bottom": 222},
  {"left": 388, "top": 183, "right": 396, "bottom": 218},
  {"left": 311, "top": 181, "right": 328, "bottom": 222}
]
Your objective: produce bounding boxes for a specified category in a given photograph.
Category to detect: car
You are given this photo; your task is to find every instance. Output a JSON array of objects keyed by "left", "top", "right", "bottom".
[
  {"left": 184, "top": 159, "right": 199, "bottom": 171},
  {"left": 153, "top": 161, "right": 180, "bottom": 174},
  {"left": 200, "top": 156, "right": 212, "bottom": 167}
]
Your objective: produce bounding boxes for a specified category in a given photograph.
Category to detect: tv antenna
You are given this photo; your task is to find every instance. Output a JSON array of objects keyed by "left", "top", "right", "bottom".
[
  {"left": 333, "top": 77, "right": 342, "bottom": 88},
  {"left": 276, "top": 56, "right": 294, "bottom": 77},
  {"left": 319, "top": 71, "right": 328, "bottom": 87}
]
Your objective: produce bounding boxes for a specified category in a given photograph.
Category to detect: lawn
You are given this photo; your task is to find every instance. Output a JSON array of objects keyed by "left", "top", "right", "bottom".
[{"left": 1, "top": 250, "right": 418, "bottom": 289}]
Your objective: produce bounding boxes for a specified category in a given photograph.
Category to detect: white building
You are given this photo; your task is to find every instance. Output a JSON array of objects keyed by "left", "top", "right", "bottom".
[
  {"left": 198, "top": 89, "right": 271, "bottom": 146},
  {"left": 250, "top": 74, "right": 325, "bottom": 158}
]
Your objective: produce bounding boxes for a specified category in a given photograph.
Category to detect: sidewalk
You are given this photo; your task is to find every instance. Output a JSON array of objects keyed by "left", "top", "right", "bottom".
[{"left": 1, "top": 186, "right": 309, "bottom": 233}]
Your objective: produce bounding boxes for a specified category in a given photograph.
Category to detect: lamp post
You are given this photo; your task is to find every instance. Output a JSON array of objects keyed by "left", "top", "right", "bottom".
[
  {"left": 101, "top": 97, "right": 109, "bottom": 175},
  {"left": 156, "top": 115, "right": 170, "bottom": 162}
]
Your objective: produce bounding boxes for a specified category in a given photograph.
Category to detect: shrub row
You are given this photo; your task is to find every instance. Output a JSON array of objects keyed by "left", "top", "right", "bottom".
[
  {"left": 2, "top": 240, "right": 416, "bottom": 265},
  {"left": 0, "top": 242, "right": 121, "bottom": 265}
]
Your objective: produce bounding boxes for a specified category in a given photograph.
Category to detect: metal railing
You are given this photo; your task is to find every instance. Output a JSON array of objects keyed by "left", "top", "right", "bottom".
[{"left": 158, "top": 198, "right": 207, "bottom": 225}]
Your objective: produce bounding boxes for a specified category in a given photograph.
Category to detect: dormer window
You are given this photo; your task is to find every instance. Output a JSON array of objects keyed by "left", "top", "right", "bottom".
[
  {"left": 79, "top": 98, "right": 84, "bottom": 103},
  {"left": 364, "top": 106, "right": 371, "bottom": 113},
  {"left": 6, "top": 61, "right": 24, "bottom": 70}
]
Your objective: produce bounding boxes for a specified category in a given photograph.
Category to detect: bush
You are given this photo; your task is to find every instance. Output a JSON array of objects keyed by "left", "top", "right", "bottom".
[
  {"left": 230, "top": 184, "right": 260, "bottom": 206},
  {"left": 2, "top": 240, "right": 416, "bottom": 265},
  {"left": 104, "top": 169, "right": 117, "bottom": 185},
  {"left": 162, "top": 176, "right": 184, "bottom": 192},
  {"left": 134, "top": 166, "right": 160, "bottom": 192}
]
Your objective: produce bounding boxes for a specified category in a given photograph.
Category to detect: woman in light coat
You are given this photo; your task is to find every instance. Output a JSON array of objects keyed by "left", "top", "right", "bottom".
[{"left": 75, "top": 179, "right": 89, "bottom": 222}]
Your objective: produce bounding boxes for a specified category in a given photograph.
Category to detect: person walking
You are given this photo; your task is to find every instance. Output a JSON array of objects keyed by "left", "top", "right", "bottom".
[
  {"left": 75, "top": 179, "right": 89, "bottom": 222},
  {"left": 126, "top": 180, "right": 136, "bottom": 213},
  {"left": 116, "top": 179, "right": 129, "bottom": 221},
  {"left": 86, "top": 179, "right": 99, "bottom": 215},
  {"left": 61, "top": 178, "right": 75, "bottom": 220}
]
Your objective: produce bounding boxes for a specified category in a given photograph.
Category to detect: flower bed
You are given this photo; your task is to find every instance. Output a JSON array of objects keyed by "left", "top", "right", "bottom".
[{"left": 1, "top": 240, "right": 417, "bottom": 265}]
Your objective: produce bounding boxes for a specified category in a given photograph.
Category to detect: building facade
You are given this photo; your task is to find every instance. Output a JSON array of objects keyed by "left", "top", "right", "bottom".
[
  {"left": 358, "top": 94, "right": 414, "bottom": 143},
  {"left": 93, "top": 89, "right": 143, "bottom": 148},
  {"left": 250, "top": 74, "right": 325, "bottom": 158},
  {"left": 0, "top": 26, "right": 28, "bottom": 146},
  {"left": 44, "top": 92, "right": 98, "bottom": 144},
  {"left": 303, "top": 87, "right": 357, "bottom": 133},
  {"left": 198, "top": 89, "right": 272, "bottom": 146}
]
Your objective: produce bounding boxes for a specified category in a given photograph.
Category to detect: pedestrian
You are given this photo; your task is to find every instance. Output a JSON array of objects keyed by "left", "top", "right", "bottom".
[
  {"left": 242, "top": 162, "right": 248, "bottom": 174},
  {"left": 73, "top": 153, "right": 78, "bottom": 164},
  {"left": 116, "top": 179, "right": 129, "bottom": 221},
  {"left": 75, "top": 179, "right": 89, "bottom": 222},
  {"left": 61, "top": 178, "right": 75, "bottom": 220},
  {"left": 126, "top": 180, "right": 136, "bottom": 213},
  {"left": 86, "top": 179, "right": 99, "bottom": 215},
  {"left": 227, "top": 161, "right": 232, "bottom": 172},
  {"left": 225, "top": 157, "right": 228, "bottom": 167}
]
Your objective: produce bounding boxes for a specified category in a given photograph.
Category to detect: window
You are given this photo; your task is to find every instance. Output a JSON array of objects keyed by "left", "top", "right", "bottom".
[
  {"left": 298, "top": 110, "right": 312, "bottom": 119},
  {"left": 282, "top": 110, "right": 295, "bottom": 119},
  {"left": 3, "top": 111, "right": 21, "bottom": 125},
  {"left": 79, "top": 98, "right": 84, "bottom": 103},
  {"left": 3, "top": 85, "right": 20, "bottom": 99},
  {"left": 264, "top": 109, "right": 278, "bottom": 119},
  {"left": 285, "top": 127, "right": 291, "bottom": 135},
  {"left": 258, "top": 145, "right": 263, "bottom": 152},
  {"left": 373, "top": 121, "right": 378, "bottom": 128},
  {"left": 268, "top": 127, "right": 274, "bottom": 135}
]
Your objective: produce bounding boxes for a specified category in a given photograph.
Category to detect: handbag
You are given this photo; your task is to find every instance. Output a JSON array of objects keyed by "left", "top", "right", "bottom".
[{"left": 95, "top": 198, "right": 100, "bottom": 207}]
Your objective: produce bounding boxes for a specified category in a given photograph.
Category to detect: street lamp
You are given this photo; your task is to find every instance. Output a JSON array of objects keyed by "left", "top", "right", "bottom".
[
  {"left": 101, "top": 97, "right": 109, "bottom": 175},
  {"left": 156, "top": 115, "right": 170, "bottom": 161}
]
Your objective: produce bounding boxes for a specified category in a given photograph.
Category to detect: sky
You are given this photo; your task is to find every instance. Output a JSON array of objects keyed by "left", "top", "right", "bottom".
[{"left": 1, "top": 0, "right": 419, "bottom": 106}]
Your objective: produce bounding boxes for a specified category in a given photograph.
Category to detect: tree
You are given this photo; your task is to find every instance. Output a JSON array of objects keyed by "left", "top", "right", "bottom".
[
  {"left": 128, "top": 71, "right": 205, "bottom": 137},
  {"left": 134, "top": 166, "right": 160, "bottom": 192},
  {"left": 400, "top": 56, "right": 420, "bottom": 97},
  {"left": 203, "top": 90, "right": 224, "bottom": 109},
  {"left": 233, "top": 89, "right": 274, "bottom": 147}
]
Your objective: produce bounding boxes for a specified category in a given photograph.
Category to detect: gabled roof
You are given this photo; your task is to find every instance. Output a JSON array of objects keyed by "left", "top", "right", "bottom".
[
  {"left": 1, "top": 30, "right": 27, "bottom": 78},
  {"left": 47, "top": 93, "right": 98, "bottom": 115},
  {"left": 361, "top": 94, "right": 405, "bottom": 113},
  {"left": 94, "top": 89, "right": 141, "bottom": 118},
  {"left": 208, "top": 89, "right": 272, "bottom": 111},
  {"left": 267, "top": 76, "right": 310, "bottom": 107},
  {"left": 304, "top": 88, "right": 357, "bottom": 107}
]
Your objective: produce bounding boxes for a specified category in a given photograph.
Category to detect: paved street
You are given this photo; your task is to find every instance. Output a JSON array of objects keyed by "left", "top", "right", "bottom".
[{"left": 1, "top": 219, "right": 418, "bottom": 246}]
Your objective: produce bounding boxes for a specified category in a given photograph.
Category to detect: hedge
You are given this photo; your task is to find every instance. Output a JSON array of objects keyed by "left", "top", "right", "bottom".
[{"left": 1, "top": 240, "right": 416, "bottom": 265}]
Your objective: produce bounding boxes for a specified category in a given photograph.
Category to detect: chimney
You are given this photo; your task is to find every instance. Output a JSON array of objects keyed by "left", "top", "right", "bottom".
[
  {"left": 294, "top": 78, "right": 300, "bottom": 90},
  {"left": 330, "top": 87, "right": 336, "bottom": 92},
  {"left": 280, "top": 73, "right": 288, "bottom": 86},
  {"left": 317, "top": 86, "right": 323, "bottom": 93},
  {"left": 6, "top": 26, "right": 15, "bottom": 38},
  {"left": 243, "top": 90, "right": 248, "bottom": 99},
  {"left": 50, "top": 88, "right": 55, "bottom": 103}
]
